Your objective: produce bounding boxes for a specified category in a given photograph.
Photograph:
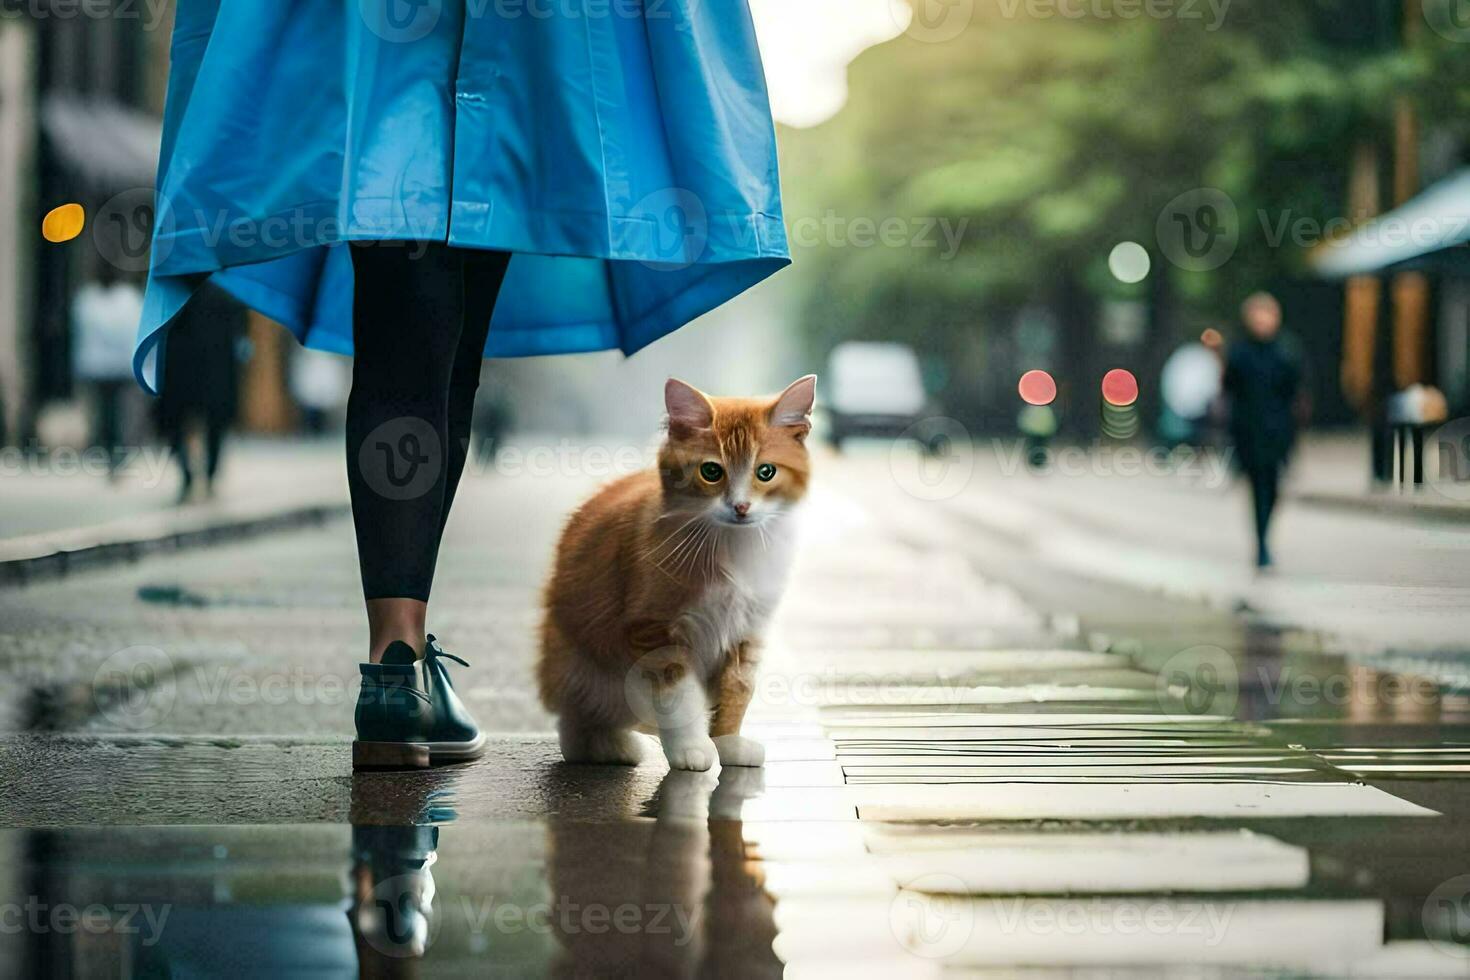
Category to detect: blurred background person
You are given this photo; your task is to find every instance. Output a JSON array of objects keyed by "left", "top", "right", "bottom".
[
  {"left": 289, "top": 348, "right": 349, "bottom": 437},
  {"left": 71, "top": 265, "right": 142, "bottom": 481},
  {"left": 156, "top": 283, "right": 248, "bottom": 503},
  {"left": 1224, "top": 293, "right": 1303, "bottom": 571}
]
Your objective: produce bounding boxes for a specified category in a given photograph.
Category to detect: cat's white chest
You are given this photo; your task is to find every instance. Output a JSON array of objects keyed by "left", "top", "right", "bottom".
[{"left": 677, "top": 522, "right": 796, "bottom": 667}]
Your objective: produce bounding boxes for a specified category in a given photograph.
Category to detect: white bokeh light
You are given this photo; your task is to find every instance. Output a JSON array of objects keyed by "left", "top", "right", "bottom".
[
  {"left": 1108, "top": 241, "right": 1152, "bottom": 284},
  {"left": 749, "top": 0, "right": 911, "bottom": 129}
]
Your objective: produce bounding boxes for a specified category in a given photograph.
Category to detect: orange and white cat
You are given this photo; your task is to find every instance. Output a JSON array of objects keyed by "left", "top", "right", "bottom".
[{"left": 538, "top": 376, "right": 816, "bottom": 771}]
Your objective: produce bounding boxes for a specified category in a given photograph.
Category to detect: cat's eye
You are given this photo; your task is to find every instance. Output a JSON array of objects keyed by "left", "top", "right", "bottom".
[
  {"left": 756, "top": 463, "right": 777, "bottom": 482},
  {"left": 698, "top": 461, "right": 725, "bottom": 483}
]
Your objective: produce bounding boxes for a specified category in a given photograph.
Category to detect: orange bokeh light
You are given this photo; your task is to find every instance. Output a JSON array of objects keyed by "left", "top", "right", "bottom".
[
  {"left": 1101, "top": 368, "right": 1139, "bottom": 407},
  {"left": 1018, "top": 370, "right": 1057, "bottom": 406},
  {"left": 42, "top": 203, "right": 86, "bottom": 244}
]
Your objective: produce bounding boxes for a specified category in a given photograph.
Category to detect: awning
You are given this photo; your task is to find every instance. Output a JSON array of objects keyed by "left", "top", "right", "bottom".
[
  {"left": 40, "top": 94, "right": 161, "bottom": 194},
  {"left": 1313, "top": 168, "right": 1470, "bottom": 278}
]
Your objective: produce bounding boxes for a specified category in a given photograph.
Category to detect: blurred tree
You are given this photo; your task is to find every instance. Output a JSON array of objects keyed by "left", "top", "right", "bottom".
[{"left": 780, "top": 0, "right": 1467, "bottom": 425}]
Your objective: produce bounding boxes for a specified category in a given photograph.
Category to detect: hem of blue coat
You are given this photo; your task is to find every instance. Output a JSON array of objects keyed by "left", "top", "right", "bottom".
[{"left": 132, "top": 232, "right": 791, "bottom": 395}]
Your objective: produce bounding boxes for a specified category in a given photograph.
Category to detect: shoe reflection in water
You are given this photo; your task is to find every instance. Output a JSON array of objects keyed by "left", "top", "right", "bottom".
[
  {"left": 349, "top": 825, "right": 439, "bottom": 974},
  {"left": 545, "top": 766, "right": 781, "bottom": 979},
  {"left": 348, "top": 772, "right": 460, "bottom": 978}
]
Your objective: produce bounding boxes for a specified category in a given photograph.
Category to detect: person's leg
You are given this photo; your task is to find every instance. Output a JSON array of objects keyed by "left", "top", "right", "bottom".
[
  {"left": 1248, "top": 462, "right": 1280, "bottom": 567},
  {"left": 440, "top": 248, "right": 512, "bottom": 530},
  {"left": 347, "top": 241, "right": 467, "bottom": 662},
  {"left": 166, "top": 417, "right": 193, "bottom": 501},
  {"left": 95, "top": 381, "right": 123, "bottom": 478},
  {"left": 203, "top": 411, "right": 228, "bottom": 493}
]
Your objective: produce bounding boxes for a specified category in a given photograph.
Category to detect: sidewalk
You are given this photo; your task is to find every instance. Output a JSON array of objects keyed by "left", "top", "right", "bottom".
[
  {"left": 0, "top": 437, "right": 347, "bottom": 585},
  {"left": 891, "top": 435, "right": 1470, "bottom": 656},
  {"left": 1290, "top": 433, "right": 1470, "bottom": 524},
  {"left": 2, "top": 464, "right": 1466, "bottom": 975}
]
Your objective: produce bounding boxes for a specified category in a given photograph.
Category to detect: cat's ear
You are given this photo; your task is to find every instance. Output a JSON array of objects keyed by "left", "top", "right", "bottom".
[
  {"left": 665, "top": 378, "right": 714, "bottom": 434},
  {"left": 771, "top": 375, "right": 817, "bottom": 438}
]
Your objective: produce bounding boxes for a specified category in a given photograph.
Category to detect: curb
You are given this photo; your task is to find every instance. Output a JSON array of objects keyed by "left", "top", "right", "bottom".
[
  {"left": 1293, "top": 490, "right": 1470, "bottom": 525},
  {"left": 0, "top": 502, "right": 349, "bottom": 588}
]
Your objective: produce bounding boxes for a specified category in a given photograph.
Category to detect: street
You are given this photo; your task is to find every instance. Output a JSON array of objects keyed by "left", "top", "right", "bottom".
[{"left": 3, "top": 441, "right": 1469, "bottom": 976}]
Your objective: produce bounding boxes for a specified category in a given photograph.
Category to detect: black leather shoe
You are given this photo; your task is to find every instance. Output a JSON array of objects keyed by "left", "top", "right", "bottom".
[
  {"left": 419, "top": 635, "right": 487, "bottom": 764},
  {"left": 352, "top": 636, "right": 486, "bottom": 769}
]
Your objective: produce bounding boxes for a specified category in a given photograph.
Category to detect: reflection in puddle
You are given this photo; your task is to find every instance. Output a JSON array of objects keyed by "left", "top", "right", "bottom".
[
  {"left": 543, "top": 766, "right": 781, "bottom": 979},
  {"left": 4, "top": 765, "right": 778, "bottom": 978}
]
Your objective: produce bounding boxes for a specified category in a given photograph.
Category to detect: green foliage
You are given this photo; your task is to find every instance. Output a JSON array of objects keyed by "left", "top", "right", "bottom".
[{"left": 781, "top": 0, "right": 1468, "bottom": 399}]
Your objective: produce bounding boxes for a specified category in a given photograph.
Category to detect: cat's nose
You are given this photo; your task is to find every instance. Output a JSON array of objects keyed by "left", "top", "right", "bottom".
[{"left": 732, "top": 501, "right": 751, "bottom": 518}]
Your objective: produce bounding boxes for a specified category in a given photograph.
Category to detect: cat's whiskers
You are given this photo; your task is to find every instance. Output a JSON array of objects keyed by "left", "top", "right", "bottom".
[
  {"left": 659, "top": 522, "right": 708, "bottom": 575},
  {"left": 643, "top": 511, "right": 708, "bottom": 564}
]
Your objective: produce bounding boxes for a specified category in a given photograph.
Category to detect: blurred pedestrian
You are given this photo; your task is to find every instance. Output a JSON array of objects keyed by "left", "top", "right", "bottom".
[
  {"left": 156, "top": 283, "right": 247, "bottom": 502},
  {"left": 290, "top": 348, "right": 349, "bottom": 436},
  {"left": 1223, "top": 293, "right": 1302, "bottom": 570},
  {"left": 72, "top": 265, "right": 143, "bottom": 480}
]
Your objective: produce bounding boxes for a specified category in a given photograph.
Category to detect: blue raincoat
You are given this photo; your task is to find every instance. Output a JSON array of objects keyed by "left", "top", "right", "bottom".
[{"left": 134, "top": 0, "right": 789, "bottom": 393}]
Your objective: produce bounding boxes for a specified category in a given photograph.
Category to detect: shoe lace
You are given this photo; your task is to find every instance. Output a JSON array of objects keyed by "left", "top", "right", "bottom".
[{"left": 425, "top": 634, "right": 470, "bottom": 669}]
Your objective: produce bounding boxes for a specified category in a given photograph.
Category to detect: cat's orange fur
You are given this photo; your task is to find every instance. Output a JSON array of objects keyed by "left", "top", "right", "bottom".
[{"left": 538, "top": 376, "right": 816, "bottom": 771}]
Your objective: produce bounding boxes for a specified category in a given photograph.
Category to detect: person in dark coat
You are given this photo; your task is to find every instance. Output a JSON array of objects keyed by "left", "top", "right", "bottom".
[
  {"left": 1223, "top": 292, "right": 1303, "bottom": 570},
  {"left": 156, "top": 283, "right": 248, "bottom": 501}
]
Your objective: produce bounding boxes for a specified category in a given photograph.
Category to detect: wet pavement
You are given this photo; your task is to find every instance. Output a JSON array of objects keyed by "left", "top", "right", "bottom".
[{"left": 3, "top": 447, "right": 1470, "bottom": 977}]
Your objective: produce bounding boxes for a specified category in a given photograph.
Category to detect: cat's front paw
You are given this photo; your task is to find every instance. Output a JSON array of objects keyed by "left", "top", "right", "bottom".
[
  {"left": 663, "top": 736, "right": 718, "bottom": 772},
  {"left": 713, "top": 734, "right": 766, "bottom": 768}
]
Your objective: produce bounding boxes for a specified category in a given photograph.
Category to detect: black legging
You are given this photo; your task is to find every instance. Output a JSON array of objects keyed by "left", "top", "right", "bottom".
[
  {"left": 346, "top": 242, "right": 512, "bottom": 601},
  {"left": 1245, "top": 461, "right": 1281, "bottom": 560}
]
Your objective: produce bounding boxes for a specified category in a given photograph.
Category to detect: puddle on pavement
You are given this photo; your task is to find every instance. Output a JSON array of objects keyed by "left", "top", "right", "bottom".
[
  {"left": 4, "top": 771, "right": 1469, "bottom": 978},
  {"left": 0, "top": 768, "right": 785, "bottom": 980}
]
